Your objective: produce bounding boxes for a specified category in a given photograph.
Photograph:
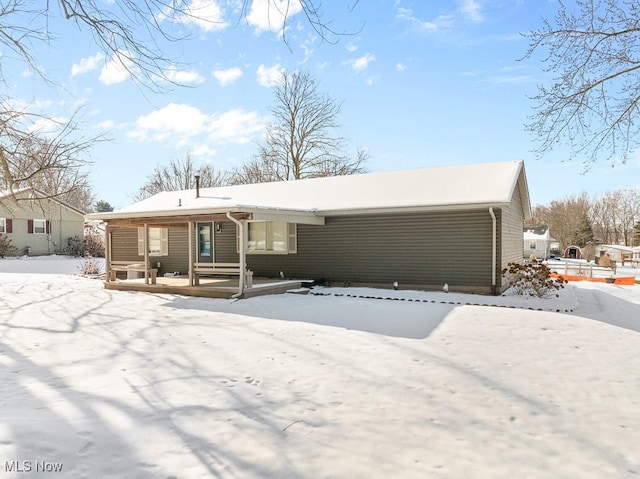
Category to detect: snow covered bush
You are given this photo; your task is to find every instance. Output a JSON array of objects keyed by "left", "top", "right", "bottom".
[
  {"left": 0, "top": 234, "right": 18, "bottom": 258},
  {"left": 501, "top": 261, "right": 566, "bottom": 298}
]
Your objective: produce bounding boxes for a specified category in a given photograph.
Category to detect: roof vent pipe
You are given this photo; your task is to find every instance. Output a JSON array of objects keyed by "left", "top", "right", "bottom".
[{"left": 195, "top": 175, "right": 200, "bottom": 198}]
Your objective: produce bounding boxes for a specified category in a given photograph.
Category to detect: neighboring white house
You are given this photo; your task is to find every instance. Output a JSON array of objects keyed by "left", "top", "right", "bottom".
[
  {"left": 0, "top": 188, "right": 85, "bottom": 256},
  {"left": 595, "top": 244, "right": 635, "bottom": 266},
  {"left": 523, "top": 225, "right": 554, "bottom": 259}
]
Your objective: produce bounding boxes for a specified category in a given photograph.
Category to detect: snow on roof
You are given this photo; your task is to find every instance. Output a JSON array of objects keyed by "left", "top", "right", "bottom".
[
  {"left": 524, "top": 231, "right": 548, "bottom": 241},
  {"left": 598, "top": 244, "right": 635, "bottom": 253},
  {"left": 91, "top": 160, "right": 529, "bottom": 219}
]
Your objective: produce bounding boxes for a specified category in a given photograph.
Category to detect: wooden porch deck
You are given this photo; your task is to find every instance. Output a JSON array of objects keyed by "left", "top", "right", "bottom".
[{"left": 104, "top": 276, "right": 309, "bottom": 299}]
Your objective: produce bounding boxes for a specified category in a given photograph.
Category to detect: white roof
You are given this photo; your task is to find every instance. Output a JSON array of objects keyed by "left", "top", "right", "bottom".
[
  {"left": 524, "top": 231, "right": 548, "bottom": 241},
  {"left": 598, "top": 244, "right": 635, "bottom": 253},
  {"left": 88, "top": 161, "right": 530, "bottom": 221}
]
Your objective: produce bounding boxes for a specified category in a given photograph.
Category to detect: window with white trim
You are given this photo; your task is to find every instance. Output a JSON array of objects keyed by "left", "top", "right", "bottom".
[
  {"left": 529, "top": 241, "right": 537, "bottom": 250},
  {"left": 137, "top": 227, "right": 169, "bottom": 256},
  {"left": 34, "top": 219, "right": 46, "bottom": 234},
  {"left": 0, "top": 218, "right": 5, "bottom": 233},
  {"left": 240, "top": 221, "right": 297, "bottom": 254}
]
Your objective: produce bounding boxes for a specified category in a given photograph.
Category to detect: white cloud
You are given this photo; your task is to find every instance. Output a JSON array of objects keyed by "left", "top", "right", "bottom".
[
  {"left": 346, "top": 43, "right": 358, "bottom": 52},
  {"left": 128, "top": 103, "right": 208, "bottom": 142},
  {"left": 190, "top": 144, "right": 218, "bottom": 158},
  {"left": 71, "top": 53, "right": 105, "bottom": 78},
  {"left": 27, "top": 116, "right": 69, "bottom": 136},
  {"left": 207, "top": 109, "right": 266, "bottom": 144},
  {"left": 213, "top": 67, "right": 243, "bottom": 86},
  {"left": 256, "top": 64, "right": 284, "bottom": 87},
  {"left": 246, "top": 0, "right": 302, "bottom": 34},
  {"left": 396, "top": 62, "right": 407, "bottom": 72},
  {"left": 351, "top": 54, "right": 375, "bottom": 73},
  {"left": 165, "top": 67, "right": 205, "bottom": 85},
  {"left": 127, "top": 103, "right": 267, "bottom": 146},
  {"left": 459, "top": 0, "right": 484, "bottom": 23},
  {"left": 177, "top": 0, "right": 228, "bottom": 32},
  {"left": 99, "top": 52, "right": 133, "bottom": 85},
  {"left": 396, "top": 7, "right": 454, "bottom": 32},
  {"left": 95, "top": 120, "right": 115, "bottom": 130}
]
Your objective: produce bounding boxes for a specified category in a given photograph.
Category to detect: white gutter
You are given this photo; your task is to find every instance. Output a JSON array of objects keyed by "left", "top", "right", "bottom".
[
  {"left": 489, "top": 207, "right": 497, "bottom": 295},
  {"left": 226, "top": 212, "right": 245, "bottom": 297}
]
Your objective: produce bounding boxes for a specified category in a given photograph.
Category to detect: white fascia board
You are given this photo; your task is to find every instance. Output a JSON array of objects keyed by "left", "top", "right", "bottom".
[
  {"left": 86, "top": 206, "right": 325, "bottom": 225},
  {"left": 317, "top": 202, "right": 513, "bottom": 217}
]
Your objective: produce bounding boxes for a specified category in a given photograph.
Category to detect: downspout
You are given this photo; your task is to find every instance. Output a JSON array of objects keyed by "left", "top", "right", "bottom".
[
  {"left": 226, "top": 212, "right": 245, "bottom": 297},
  {"left": 489, "top": 207, "right": 497, "bottom": 295}
]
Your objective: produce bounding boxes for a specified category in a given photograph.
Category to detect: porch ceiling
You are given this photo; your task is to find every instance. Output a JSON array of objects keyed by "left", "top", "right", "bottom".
[{"left": 103, "top": 210, "right": 325, "bottom": 227}]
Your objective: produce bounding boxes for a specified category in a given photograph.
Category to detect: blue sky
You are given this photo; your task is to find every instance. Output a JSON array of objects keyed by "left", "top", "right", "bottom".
[{"left": 6, "top": 0, "right": 640, "bottom": 209}]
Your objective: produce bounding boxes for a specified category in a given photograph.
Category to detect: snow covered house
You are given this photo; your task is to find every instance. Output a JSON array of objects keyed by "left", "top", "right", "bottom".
[
  {"left": 595, "top": 244, "right": 634, "bottom": 266},
  {"left": 0, "top": 188, "right": 85, "bottom": 256},
  {"left": 523, "top": 224, "right": 553, "bottom": 259},
  {"left": 86, "top": 161, "right": 531, "bottom": 297}
]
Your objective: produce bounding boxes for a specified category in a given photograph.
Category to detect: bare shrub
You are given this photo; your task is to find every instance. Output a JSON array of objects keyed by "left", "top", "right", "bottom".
[
  {"left": 78, "top": 257, "right": 102, "bottom": 276},
  {"left": 501, "top": 262, "right": 566, "bottom": 298},
  {"left": 83, "top": 233, "right": 105, "bottom": 258}
]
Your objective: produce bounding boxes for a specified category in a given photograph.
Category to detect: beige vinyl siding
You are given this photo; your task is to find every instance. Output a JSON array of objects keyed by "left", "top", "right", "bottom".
[{"left": 245, "top": 210, "right": 494, "bottom": 291}]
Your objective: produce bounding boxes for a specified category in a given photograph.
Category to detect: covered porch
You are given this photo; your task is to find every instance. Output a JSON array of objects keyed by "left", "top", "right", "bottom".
[{"left": 102, "top": 209, "right": 322, "bottom": 298}]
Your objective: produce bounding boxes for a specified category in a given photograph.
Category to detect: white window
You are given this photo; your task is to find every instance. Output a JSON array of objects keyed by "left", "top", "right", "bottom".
[
  {"left": 529, "top": 241, "right": 537, "bottom": 250},
  {"left": 241, "top": 222, "right": 297, "bottom": 254},
  {"left": 137, "top": 227, "right": 169, "bottom": 256},
  {"left": 0, "top": 218, "right": 5, "bottom": 233},
  {"left": 34, "top": 219, "right": 46, "bottom": 234}
]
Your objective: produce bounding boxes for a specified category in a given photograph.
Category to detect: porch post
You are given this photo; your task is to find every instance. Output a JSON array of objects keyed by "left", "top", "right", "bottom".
[
  {"left": 226, "top": 212, "right": 246, "bottom": 296},
  {"left": 188, "top": 221, "right": 194, "bottom": 286},
  {"left": 104, "top": 223, "right": 111, "bottom": 282},
  {"left": 237, "top": 220, "right": 246, "bottom": 295},
  {"left": 143, "top": 223, "right": 150, "bottom": 285}
]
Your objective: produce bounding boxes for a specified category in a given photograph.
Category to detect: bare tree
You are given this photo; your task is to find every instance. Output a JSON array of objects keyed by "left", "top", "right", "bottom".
[
  {"left": 231, "top": 71, "right": 367, "bottom": 185},
  {"left": 1, "top": 1, "right": 360, "bottom": 205},
  {"left": 1, "top": 1, "right": 360, "bottom": 87},
  {"left": 134, "top": 153, "right": 227, "bottom": 200},
  {"left": 0, "top": 108, "right": 97, "bottom": 210},
  {"left": 591, "top": 187, "right": 640, "bottom": 246},
  {"left": 532, "top": 192, "right": 592, "bottom": 249},
  {"left": 523, "top": 0, "right": 640, "bottom": 167}
]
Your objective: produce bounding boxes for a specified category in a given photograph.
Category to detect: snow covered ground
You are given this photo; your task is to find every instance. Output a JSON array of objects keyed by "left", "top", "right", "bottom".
[{"left": 0, "top": 257, "right": 639, "bottom": 478}]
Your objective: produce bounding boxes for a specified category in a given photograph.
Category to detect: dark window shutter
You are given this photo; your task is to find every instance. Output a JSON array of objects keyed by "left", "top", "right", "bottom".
[
  {"left": 6, "top": 219, "right": 11, "bottom": 233},
  {"left": 46, "top": 220, "right": 51, "bottom": 234},
  {"left": 27, "top": 219, "right": 33, "bottom": 234}
]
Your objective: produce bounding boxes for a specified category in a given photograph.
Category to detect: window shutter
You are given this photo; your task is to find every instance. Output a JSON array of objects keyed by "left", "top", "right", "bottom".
[
  {"left": 288, "top": 223, "right": 297, "bottom": 253},
  {"left": 137, "top": 227, "right": 145, "bottom": 256},
  {"left": 46, "top": 220, "right": 51, "bottom": 234},
  {"left": 6, "top": 219, "right": 12, "bottom": 234},
  {"left": 160, "top": 228, "right": 169, "bottom": 256},
  {"left": 27, "top": 219, "right": 34, "bottom": 234}
]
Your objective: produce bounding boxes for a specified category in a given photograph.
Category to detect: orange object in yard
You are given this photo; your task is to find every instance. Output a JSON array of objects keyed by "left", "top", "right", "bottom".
[{"left": 550, "top": 272, "right": 636, "bottom": 285}]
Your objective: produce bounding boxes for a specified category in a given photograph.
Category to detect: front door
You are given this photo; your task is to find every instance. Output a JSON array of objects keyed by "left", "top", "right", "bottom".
[{"left": 197, "top": 222, "right": 213, "bottom": 263}]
